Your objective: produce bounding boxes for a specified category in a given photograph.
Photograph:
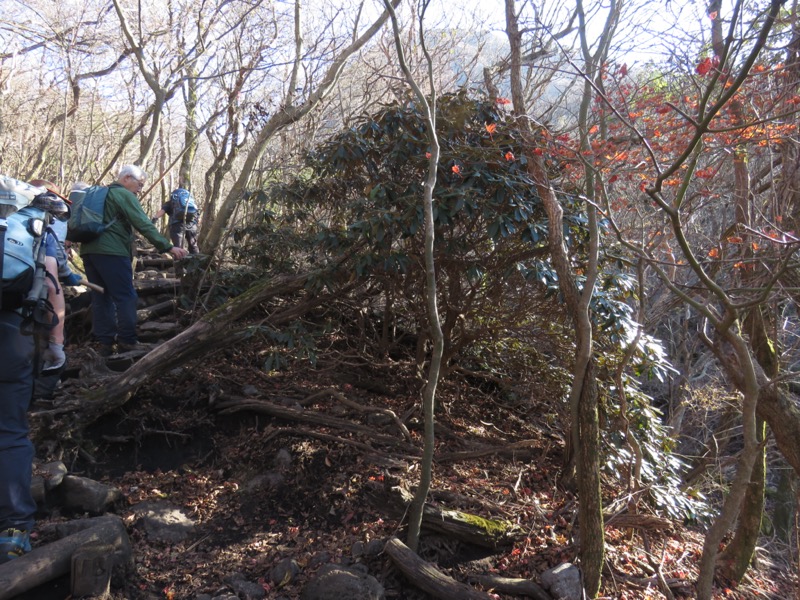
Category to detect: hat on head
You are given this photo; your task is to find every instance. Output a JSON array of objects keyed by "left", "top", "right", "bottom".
[
  {"left": 31, "top": 191, "right": 70, "bottom": 221},
  {"left": 28, "top": 179, "right": 71, "bottom": 204}
]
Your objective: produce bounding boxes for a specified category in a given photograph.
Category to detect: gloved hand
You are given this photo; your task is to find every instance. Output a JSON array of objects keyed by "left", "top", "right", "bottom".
[
  {"left": 41, "top": 342, "right": 66, "bottom": 373},
  {"left": 61, "top": 272, "right": 83, "bottom": 287}
]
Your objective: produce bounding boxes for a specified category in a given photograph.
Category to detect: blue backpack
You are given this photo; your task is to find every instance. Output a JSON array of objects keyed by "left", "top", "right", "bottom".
[
  {"left": 67, "top": 185, "right": 114, "bottom": 243},
  {"left": 1, "top": 205, "right": 50, "bottom": 311},
  {"left": 0, "top": 177, "right": 54, "bottom": 315},
  {"left": 170, "top": 188, "right": 198, "bottom": 223}
]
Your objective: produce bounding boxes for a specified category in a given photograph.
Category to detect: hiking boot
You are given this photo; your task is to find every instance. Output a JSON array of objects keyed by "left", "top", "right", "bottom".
[
  {"left": 97, "top": 344, "right": 114, "bottom": 357},
  {"left": 117, "top": 342, "right": 150, "bottom": 353},
  {"left": 0, "top": 529, "right": 31, "bottom": 564}
]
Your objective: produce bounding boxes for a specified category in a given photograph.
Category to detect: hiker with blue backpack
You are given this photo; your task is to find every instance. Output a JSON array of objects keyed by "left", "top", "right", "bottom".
[
  {"left": 28, "top": 180, "right": 90, "bottom": 401},
  {"left": 73, "top": 165, "right": 188, "bottom": 357},
  {"left": 150, "top": 187, "right": 200, "bottom": 254},
  {"left": 0, "top": 177, "right": 68, "bottom": 563}
]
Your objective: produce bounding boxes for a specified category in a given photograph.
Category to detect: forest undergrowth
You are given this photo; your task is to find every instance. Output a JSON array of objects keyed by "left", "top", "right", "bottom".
[{"left": 26, "top": 319, "right": 799, "bottom": 600}]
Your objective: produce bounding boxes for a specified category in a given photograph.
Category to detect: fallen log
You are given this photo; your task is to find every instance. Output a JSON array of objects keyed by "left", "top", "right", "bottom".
[
  {"left": 436, "top": 439, "right": 541, "bottom": 462},
  {"left": 385, "top": 537, "right": 495, "bottom": 600},
  {"left": 604, "top": 513, "right": 674, "bottom": 532},
  {"left": 365, "top": 482, "right": 518, "bottom": 548},
  {"left": 136, "top": 257, "right": 176, "bottom": 270},
  {"left": 215, "top": 396, "right": 414, "bottom": 450},
  {"left": 59, "top": 273, "right": 315, "bottom": 433},
  {"left": 467, "top": 574, "right": 551, "bottom": 600},
  {"left": 61, "top": 259, "right": 360, "bottom": 438},
  {"left": 302, "top": 386, "right": 411, "bottom": 441},
  {"left": 137, "top": 299, "right": 177, "bottom": 321},
  {"left": 134, "top": 278, "right": 180, "bottom": 296},
  {"left": 0, "top": 516, "right": 131, "bottom": 600}
]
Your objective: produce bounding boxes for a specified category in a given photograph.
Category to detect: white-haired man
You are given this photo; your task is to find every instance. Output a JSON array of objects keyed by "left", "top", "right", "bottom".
[{"left": 80, "top": 165, "right": 188, "bottom": 356}]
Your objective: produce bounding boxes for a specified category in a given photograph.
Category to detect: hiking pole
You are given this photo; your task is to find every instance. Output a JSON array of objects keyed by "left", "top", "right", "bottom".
[
  {"left": 78, "top": 279, "right": 104, "bottom": 294},
  {"left": 66, "top": 256, "right": 104, "bottom": 293}
]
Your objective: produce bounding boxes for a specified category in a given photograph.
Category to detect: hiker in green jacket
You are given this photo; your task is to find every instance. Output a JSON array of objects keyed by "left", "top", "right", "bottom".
[{"left": 80, "top": 165, "right": 188, "bottom": 356}]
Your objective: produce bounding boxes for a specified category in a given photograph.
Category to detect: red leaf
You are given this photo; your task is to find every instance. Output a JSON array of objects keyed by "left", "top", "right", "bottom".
[{"left": 696, "top": 57, "right": 713, "bottom": 75}]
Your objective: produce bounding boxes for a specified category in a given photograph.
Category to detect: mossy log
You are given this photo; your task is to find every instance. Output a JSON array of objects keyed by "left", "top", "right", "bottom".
[{"left": 365, "top": 482, "right": 518, "bottom": 548}]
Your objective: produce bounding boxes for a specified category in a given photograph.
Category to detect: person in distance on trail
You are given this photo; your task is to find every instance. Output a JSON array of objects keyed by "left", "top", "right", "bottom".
[
  {"left": 0, "top": 181, "right": 66, "bottom": 563},
  {"left": 61, "top": 181, "right": 90, "bottom": 260},
  {"left": 27, "top": 180, "right": 85, "bottom": 400},
  {"left": 150, "top": 186, "right": 200, "bottom": 254},
  {"left": 28, "top": 180, "right": 83, "bottom": 290},
  {"left": 79, "top": 165, "right": 188, "bottom": 357}
]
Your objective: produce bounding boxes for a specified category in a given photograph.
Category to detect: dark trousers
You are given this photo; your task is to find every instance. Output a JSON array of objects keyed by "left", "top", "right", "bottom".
[
  {"left": 82, "top": 254, "right": 138, "bottom": 345},
  {"left": 169, "top": 222, "right": 199, "bottom": 254},
  {"left": 0, "top": 311, "right": 36, "bottom": 532}
]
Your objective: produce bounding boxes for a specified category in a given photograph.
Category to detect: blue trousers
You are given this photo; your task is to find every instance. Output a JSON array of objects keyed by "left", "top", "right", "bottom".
[
  {"left": 82, "top": 254, "right": 138, "bottom": 345},
  {"left": 0, "top": 311, "right": 36, "bottom": 532}
]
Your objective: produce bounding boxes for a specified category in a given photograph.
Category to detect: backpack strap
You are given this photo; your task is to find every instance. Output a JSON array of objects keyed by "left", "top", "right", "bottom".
[
  {"left": 0, "top": 218, "right": 7, "bottom": 311},
  {"left": 19, "top": 233, "right": 57, "bottom": 335}
]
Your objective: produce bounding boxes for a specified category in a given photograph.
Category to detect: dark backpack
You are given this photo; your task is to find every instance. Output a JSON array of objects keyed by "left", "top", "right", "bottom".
[
  {"left": 67, "top": 185, "right": 114, "bottom": 243},
  {"left": 170, "top": 188, "right": 198, "bottom": 223}
]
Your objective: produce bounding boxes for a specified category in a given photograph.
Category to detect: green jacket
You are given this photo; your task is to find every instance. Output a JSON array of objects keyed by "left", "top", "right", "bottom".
[{"left": 80, "top": 183, "right": 173, "bottom": 257}]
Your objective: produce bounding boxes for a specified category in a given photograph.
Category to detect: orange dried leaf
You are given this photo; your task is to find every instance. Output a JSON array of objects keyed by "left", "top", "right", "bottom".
[{"left": 485, "top": 123, "right": 497, "bottom": 135}]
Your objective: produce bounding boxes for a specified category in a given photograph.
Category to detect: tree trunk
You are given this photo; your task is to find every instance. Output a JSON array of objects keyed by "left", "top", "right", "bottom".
[
  {"left": 717, "top": 308, "right": 775, "bottom": 582},
  {"left": 382, "top": 0, "right": 444, "bottom": 553},
  {"left": 717, "top": 418, "right": 766, "bottom": 582},
  {"left": 695, "top": 334, "right": 761, "bottom": 600},
  {"left": 773, "top": 465, "right": 796, "bottom": 543},
  {"left": 503, "top": 1, "right": 605, "bottom": 594},
  {"left": 576, "top": 360, "right": 604, "bottom": 596}
]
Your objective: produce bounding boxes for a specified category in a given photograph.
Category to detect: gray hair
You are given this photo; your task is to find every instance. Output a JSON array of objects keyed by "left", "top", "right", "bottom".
[
  {"left": 71, "top": 181, "right": 90, "bottom": 191},
  {"left": 117, "top": 165, "right": 147, "bottom": 182}
]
